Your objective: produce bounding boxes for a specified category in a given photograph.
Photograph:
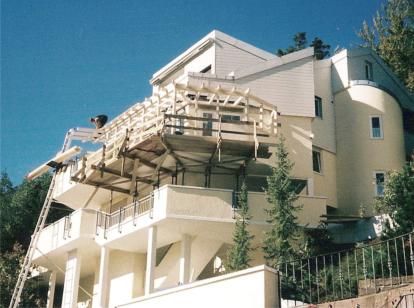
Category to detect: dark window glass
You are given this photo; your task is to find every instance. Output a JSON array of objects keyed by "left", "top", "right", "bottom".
[
  {"left": 315, "top": 96, "right": 323, "bottom": 118},
  {"left": 202, "top": 113, "right": 213, "bottom": 136},
  {"left": 371, "top": 116, "right": 382, "bottom": 138},
  {"left": 312, "top": 150, "right": 321, "bottom": 173}
]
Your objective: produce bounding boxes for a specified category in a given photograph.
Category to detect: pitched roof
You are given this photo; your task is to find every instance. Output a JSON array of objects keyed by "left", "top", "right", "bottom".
[{"left": 150, "top": 30, "right": 275, "bottom": 85}]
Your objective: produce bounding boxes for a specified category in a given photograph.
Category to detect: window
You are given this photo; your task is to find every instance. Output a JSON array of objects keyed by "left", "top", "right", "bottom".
[
  {"left": 370, "top": 116, "right": 383, "bottom": 139},
  {"left": 202, "top": 113, "right": 213, "bottom": 136},
  {"left": 200, "top": 65, "right": 212, "bottom": 73},
  {"left": 365, "top": 61, "right": 373, "bottom": 81},
  {"left": 221, "top": 114, "right": 241, "bottom": 122},
  {"left": 374, "top": 171, "right": 385, "bottom": 196},
  {"left": 312, "top": 149, "right": 322, "bottom": 173},
  {"left": 315, "top": 96, "right": 323, "bottom": 118}
]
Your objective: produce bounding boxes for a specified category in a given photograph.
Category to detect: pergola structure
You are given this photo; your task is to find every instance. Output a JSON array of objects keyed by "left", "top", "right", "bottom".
[{"left": 68, "top": 81, "right": 280, "bottom": 205}]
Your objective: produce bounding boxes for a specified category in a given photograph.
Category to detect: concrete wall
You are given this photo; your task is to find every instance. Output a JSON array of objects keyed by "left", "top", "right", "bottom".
[
  {"left": 313, "top": 150, "right": 338, "bottom": 208},
  {"left": 117, "top": 265, "right": 280, "bottom": 308},
  {"left": 335, "top": 85, "right": 406, "bottom": 215},
  {"left": 313, "top": 59, "right": 336, "bottom": 153},
  {"left": 107, "top": 250, "right": 146, "bottom": 308}
]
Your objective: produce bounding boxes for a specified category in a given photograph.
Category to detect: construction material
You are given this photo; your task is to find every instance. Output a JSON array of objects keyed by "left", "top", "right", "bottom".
[
  {"left": 9, "top": 173, "right": 58, "bottom": 308},
  {"left": 26, "top": 146, "right": 81, "bottom": 181}
]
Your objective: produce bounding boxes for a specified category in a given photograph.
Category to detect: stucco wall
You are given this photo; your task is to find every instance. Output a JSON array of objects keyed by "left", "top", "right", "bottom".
[
  {"left": 117, "top": 265, "right": 280, "bottom": 308},
  {"left": 335, "top": 85, "right": 405, "bottom": 215},
  {"left": 108, "top": 250, "right": 146, "bottom": 308},
  {"left": 313, "top": 150, "right": 338, "bottom": 208}
]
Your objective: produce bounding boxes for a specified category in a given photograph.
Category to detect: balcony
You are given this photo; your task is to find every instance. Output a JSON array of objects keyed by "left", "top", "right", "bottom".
[
  {"left": 51, "top": 80, "right": 279, "bottom": 210},
  {"left": 95, "top": 185, "right": 327, "bottom": 251},
  {"left": 33, "top": 209, "right": 98, "bottom": 262}
]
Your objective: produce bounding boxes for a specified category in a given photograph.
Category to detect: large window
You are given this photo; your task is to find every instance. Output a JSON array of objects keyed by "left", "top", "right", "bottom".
[
  {"left": 202, "top": 113, "right": 213, "bottom": 136},
  {"left": 374, "top": 171, "right": 385, "bottom": 196},
  {"left": 221, "top": 114, "right": 241, "bottom": 122},
  {"left": 315, "top": 96, "right": 323, "bottom": 118},
  {"left": 312, "top": 148, "right": 322, "bottom": 173},
  {"left": 370, "top": 116, "right": 383, "bottom": 139},
  {"left": 365, "top": 61, "right": 373, "bottom": 81}
]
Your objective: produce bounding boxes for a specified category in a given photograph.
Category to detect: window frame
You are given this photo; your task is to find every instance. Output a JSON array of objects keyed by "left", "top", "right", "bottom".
[
  {"left": 312, "top": 148, "right": 322, "bottom": 174},
  {"left": 374, "top": 171, "right": 385, "bottom": 196},
  {"left": 369, "top": 115, "right": 384, "bottom": 139},
  {"left": 202, "top": 112, "right": 213, "bottom": 136},
  {"left": 365, "top": 61, "right": 373, "bottom": 81},
  {"left": 314, "top": 96, "right": 323, "bottom": 119}
]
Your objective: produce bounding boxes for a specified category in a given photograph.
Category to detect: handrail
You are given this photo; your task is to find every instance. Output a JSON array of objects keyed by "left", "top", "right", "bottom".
[
  {"left": 95, "top": 193, "right": 155, "bottom": 236},
  {"left": 278, "top": 231, "right": 414, "bottom": 305}
]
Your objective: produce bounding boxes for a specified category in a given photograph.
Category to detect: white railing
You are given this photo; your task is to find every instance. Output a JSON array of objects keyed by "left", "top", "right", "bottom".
[{"left": 95, "top": 193, "right": 154, "bottom": 238}]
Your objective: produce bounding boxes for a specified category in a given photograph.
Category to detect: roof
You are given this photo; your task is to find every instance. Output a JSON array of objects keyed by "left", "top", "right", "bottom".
[{"left": 150, "top": 30, "right": 275, "bottom": 85}]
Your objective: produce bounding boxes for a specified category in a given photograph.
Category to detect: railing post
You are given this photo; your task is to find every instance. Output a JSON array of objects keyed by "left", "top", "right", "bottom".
[
  {"left": 118, "top": 207, "right": 123, "bottom": 233},
  {"left": 104, "top": 214, "right": 108, "bottom": 240},
  {"left": 133, "top": 200, "right": 138, "bottom": 226},
  {"left": 95, "top": 211, "right": 100, "bottom": 236}
]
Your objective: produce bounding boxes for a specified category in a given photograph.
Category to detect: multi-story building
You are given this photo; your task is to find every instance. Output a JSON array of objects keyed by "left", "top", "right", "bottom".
[{"left": 30, "top": 30, "right": 414, "bottom": 307}]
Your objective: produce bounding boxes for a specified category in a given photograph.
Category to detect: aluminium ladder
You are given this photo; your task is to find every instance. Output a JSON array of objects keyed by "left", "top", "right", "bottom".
[
  {"left": 9, "top": 172, "right": 58, "bottom": 308},
  {"left": 9, "top": 128, "right": 97, "bottom": 308}
]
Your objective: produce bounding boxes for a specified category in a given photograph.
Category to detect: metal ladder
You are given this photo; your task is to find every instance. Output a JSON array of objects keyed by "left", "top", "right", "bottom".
[
  {"left": 9, "top": 171, "right": 58, "bottom": 308},
  {"left": 9, "top": 127, "right": 104, "bottom": 307}
]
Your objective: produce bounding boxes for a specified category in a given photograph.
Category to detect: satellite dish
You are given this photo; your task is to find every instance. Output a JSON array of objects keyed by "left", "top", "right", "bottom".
[{"left": 90, "top": 114, "right": 108, "bottom": 129}]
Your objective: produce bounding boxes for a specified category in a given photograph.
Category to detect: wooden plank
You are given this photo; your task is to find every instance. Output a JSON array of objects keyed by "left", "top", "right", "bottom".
[
  {"left": 164, "top": 125, "right": 269, "bottom": 137},
  {"left": 90, "top": 164, "right": 154, "bottom": 185},
  {"left": 70, "top": 177, "right": 131, "bottom": 195},
  {"left": 124, "top": 153, "right": 174, "bottom": 175}
]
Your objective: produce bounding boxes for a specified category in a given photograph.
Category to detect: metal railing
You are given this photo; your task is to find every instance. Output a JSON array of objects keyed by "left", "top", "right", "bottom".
[
  {"left": 279, "top": 231, "right": 414, "bottom": 306},
  {"left": 95, "top": 193, "right": 154, "bottom": 239}
]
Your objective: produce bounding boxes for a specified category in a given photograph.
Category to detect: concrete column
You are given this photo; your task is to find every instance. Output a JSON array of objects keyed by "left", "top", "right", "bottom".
[
  {"left": 145, "top": 225, "right": 157, "bottom": 295},
  {"left": 96, "top": 246, "right": 111, "bottom": 308},
  {"left": 46, "top": 271, "right": 56, "bottom": 308},
  {"left": 179, "top": 234, "right": 191, "bottom": 285},
  {"left": 61, "top": 249, "right": 82, "bottom": 308},
  {"left": 307, "top": 178, "right": 314, "bottom": 196}
]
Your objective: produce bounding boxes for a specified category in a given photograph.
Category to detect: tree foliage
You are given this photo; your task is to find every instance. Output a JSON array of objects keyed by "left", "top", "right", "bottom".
[
  {"left": 277, "top": 32, "right": 331, "bottom": 60},
  {"left": 0, "top": 244, "right": 47, "bottom": 308},
  {"left": 263, "top": 136, "right": 302, "bottom": 268},
  {"left": 225, "top": 181, "right": 254, "bottom": 272},
  {"left": 0, "top": 171, "right": 70, "bottom": 307},
  {"left": 374, "top": 161, "right": 414, "bottom": 237},
  {"left": 358, "top": 0, "right": 414, "bottom": 92}
]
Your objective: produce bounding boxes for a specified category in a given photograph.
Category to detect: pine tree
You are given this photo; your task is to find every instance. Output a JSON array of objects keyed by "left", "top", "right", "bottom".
[
  {"left": 262, "top": 136, "right": 301, "bottom": 268},
  {"left": 358, "top": 0, "right": 414, "bottom": 92},
  {"left": 276, "top": 32, "right": 330, "bottom": 60},
  {"left": 225, "top": 181, "right": 254, "bottom": 272}
]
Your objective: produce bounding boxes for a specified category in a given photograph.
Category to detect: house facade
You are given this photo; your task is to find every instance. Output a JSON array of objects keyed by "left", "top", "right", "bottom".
[{"left": 30, "top": 30, "right": 414, "bottom": 307}]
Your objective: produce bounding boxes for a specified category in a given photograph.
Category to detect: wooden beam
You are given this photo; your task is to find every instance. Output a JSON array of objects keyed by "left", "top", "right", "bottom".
[
  {"left": 124, "top": 152, "right": 174, "bottom": 175},
  {"left": 71, "top": 176, "right": 131, "bottom": 195},
  {"left": 91, "top": 164, "right": 154, "bottom": 185}
]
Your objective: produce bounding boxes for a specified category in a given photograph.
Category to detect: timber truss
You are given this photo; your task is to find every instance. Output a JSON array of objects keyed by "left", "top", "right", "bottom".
[{"left": 68, "top": 80, "right": 280, "bottom": 198}]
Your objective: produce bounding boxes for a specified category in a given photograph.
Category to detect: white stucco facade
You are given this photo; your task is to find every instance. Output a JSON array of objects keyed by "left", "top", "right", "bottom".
[{"left": 30, "top": 30, "right": 413, "bottom": 307}]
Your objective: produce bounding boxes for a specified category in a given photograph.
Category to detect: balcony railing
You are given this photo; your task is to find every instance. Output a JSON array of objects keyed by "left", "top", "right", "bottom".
[
  {"left": 95, "top": 193, "right": 154, "bottom": 238},
  {"left": 33, "top": 209, "right": 96, "bottom": 259},
  {"left": 279, "top": 231, "right": 414, "bottom": 306}
]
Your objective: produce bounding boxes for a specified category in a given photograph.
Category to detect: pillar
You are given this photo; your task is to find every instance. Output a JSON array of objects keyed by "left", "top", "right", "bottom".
[
  {"left": 145, "top": 225, "right": 157, "bottom": 295},
  {"left": 307, "top": 178, "right": 314, "bottom": 196},
  {"left": 46, "top": 271, "right": 56, "bottom": 308},
  {"left": 61, "top": 249, "right": 81, "bottom": 308},
  {"left": 179, "top": 234, "right": 191, "bottom": 285},
  {"left": 96, "top": 246, "right": 111, "bottom": 308}
]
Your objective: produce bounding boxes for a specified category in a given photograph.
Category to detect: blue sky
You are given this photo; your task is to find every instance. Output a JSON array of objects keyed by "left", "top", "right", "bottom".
[{"left": 1, "top": 0, "right": 382, "bottom": 184}]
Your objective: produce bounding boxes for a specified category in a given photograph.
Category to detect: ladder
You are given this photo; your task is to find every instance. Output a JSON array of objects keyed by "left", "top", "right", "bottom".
[
  {"left": 9, "top": 172, "right": 57, "bottom": 308},
  {"left": 9, "top": 127, "right": 102, "bottom": 307}
]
